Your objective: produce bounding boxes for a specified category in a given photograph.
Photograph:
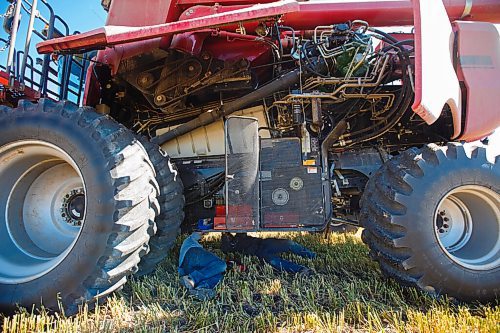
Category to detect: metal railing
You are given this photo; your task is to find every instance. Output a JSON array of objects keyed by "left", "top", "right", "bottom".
[{"left": 1, "top": 0, "right": 90, "bottom": 104}]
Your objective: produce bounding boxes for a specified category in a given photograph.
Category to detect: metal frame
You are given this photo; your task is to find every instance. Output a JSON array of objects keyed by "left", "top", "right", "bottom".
[
  {"left": 224, "top": 115, "right": 260, "bottom": 232},
  {"left": 1, "top": 0, "right": 90, "bottom": 104}
]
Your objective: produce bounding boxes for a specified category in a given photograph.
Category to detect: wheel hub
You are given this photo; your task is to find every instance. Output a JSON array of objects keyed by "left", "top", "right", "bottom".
[
  {"left": 0, "top": 140, "right": 86, "bottom": 284},
  {"left": 434, "top": 185, "right": 500, "bottom": 271},
  {"left": 61, "top": 188, "right": 85, "bottom": 226},
  {"left": 435, "top": 196, "right": 472, "bottom": 252}
]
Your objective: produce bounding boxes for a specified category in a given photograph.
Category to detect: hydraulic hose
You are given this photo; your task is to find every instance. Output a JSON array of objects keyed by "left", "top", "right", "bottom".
[{"left": 153, "top": 69, "right": 301, "bottom": 145}]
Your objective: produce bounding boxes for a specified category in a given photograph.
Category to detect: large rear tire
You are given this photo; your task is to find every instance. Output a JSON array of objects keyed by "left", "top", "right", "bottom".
[
  {"left": 0, "top": 100, "right": 159, "bottom": 314},
  {"left": 136, "top": 138, "right": 184, "bottom": 276},
  {"left": 360, "top": 143, "right": 499, "bottom": 302}
]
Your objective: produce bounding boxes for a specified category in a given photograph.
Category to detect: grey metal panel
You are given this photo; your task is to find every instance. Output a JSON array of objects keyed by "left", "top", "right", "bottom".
[{"left": 260, "top": 138, "right": 325, "bottom": 228}]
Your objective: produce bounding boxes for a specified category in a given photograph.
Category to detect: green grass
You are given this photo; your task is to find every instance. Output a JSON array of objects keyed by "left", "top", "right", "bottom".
[{"left": 2, "top": 232, "right": 499, "bottom": 332}]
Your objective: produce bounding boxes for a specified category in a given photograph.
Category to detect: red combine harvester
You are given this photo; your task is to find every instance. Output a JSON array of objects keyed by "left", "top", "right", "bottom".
[{"left": 0, "top": 0, "right": 499, "bottom": 314}]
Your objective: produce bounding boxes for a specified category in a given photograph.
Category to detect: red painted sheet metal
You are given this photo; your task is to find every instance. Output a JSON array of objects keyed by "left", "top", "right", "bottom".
[
  {"left": 37, "top": 0, "right": 300, "bottom": 54},
  {"left": 177, "top": 0, "right": 500, "bottom": 22},
  {"left": 183, "top": 0, "right": 500, "bottom": 28},
  {"left": 412, "top": 0, "right": 423, "bottom": 120},
  {"left": 175, "top": 4, "right": 259, "bottom": 34},
  {"left": 37, "top": 28, "right": 108, "bottom": 54},
  {"left": 37, "top": 0, "right": 500, "bottom": 55},
  {"left": 0, "top": 71, "right": 40, "bottom": 101},
  {"left": 106, "top": 0, "right": 178, "bottom": 27},
  {"left": 0, "top": 71, "right": 9, "bottom": 86},
  {"left": 284, "top": 0, "right": 500, "bottom": 28},
  {"left": 171, "top": 30, "right": 271, "bottom": 60},
  {"left": 177, "top": 0, "right": 275, "bottom": 6},
  {"left": 454, "top": 21, "right": 500, "bottom": 141}
]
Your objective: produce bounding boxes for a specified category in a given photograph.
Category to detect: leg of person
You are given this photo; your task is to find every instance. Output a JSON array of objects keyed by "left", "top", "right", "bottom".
[
  {"left": 264, "top": 255, "right": 309, "bottom": 274},
  {"left": 258, "top": 239, "right": 298, "bottom": 258},
  {"left": 260, "top": 238, "right": 316, "bottom": 259},
  {"left": 288, "top": 241, "right": 317, "bottom": 259},
  {"left": 196, "top": 273, "right": 225, "bottom": 290},
  {"left": 187, "top": 255, "right": 227, "bottom": 287}
]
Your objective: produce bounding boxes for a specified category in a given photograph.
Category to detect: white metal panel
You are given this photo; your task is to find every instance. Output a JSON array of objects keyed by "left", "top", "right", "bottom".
[{"left": 159, "top": 106, "right": 270, "bottom": 158}]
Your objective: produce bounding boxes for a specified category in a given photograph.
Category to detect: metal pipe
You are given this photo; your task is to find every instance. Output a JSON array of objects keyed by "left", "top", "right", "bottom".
[
  {"left": 321, "top": 119, "right": 347, "bottom": 167},
  {"left": 152, "top": 69, "right": 301, "bottom": 145},
  {"left": 20, "top": 0, "right": 38, "bottom": 85},
  {"left": 6, "top": 0, "right": 23, "bottom": 85},
  {"left": 330, "top": 217, "right": 359, "bottom": 226}
]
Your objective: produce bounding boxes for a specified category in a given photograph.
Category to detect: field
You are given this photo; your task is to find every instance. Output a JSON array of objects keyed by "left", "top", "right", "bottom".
[{"left": 2, "top": 232, "right": 499, "bottom": 333}]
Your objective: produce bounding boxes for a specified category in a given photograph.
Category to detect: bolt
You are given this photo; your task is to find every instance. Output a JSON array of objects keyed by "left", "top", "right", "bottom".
[
  {"left": 155, "top": 94, "right": 167, "bottom": 105},
  {"left": 439, "top": 211, "right": 446, "bottom": 216},
  {"left": 443, "top": 223, "right": 449, "bottom": 228},
  {"left": 444, "top": 217, "right": 449, "bottom": 222},
  {"left": 239, "top": 59, "right": 249, "bottom": 68}
]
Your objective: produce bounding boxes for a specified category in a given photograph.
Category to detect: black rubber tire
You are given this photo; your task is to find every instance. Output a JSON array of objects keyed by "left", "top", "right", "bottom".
[
  {"left": 135, "top": 138, "right": 185, "bottom": 276},
  {"left": 360, "top": 143, "right": 499, "bottom": 302},
  {"left": 0, "top": 99, "right": 159, "bottom": 314}
]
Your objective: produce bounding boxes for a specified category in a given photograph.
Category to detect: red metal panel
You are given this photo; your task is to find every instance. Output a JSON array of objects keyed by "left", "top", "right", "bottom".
[
  {"left": 454, "top": 21, "right": 500, "bottom": 141},
  {"left": 0, "top": 71, "right": 40, "bottom": 102},
  {"left": 411, "top": 0, "right": 461, "bottom": 127},
  {"left": 37, "top": 0, "right": 300, "bottom": 54},
  {"left": 283, "top": 0, "right": 500, "bottom": 28},
  {"left": 263, "top": 212, "right": 300, "bottom": 227},
  {"left": 178, "top": 0, "right": 500, "bottom": 24},
  {"left": 174, "top": 4, "right": 259, "bottom": 34},
  {"left": 177, "top": 0, "right": 275, "bottom": 6},
  {"left": 106, "top": 0, "right": 178, "bottom": 26},
  {"left": 37, "top": 0, "right": 500, "bottom": 55},
  {"left": 171, "top": 30, "right": 271, "bottom": 60}
]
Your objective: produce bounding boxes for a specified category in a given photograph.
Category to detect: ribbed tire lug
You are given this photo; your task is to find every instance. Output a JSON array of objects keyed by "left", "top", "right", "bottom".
[
  {"left": 135, "top": 137, "right": 185, "bottom": 277},
  {"left": 360, "top": 143, "right": 499, "bottom": 302}
]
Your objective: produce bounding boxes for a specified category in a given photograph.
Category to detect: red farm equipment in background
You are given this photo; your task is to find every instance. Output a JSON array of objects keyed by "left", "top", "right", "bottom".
[
  {"left": 0, "top": 0, "right": 499, "bottom": 314},
  {"left": 0, "top": 0, "right": 92, "bottom": 106}
]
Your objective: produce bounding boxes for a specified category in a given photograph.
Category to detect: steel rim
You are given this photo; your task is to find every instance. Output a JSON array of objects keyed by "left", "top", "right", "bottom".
[
  {"left": 0, "top": 140, "right": 86, "bottom": 284},
  {"left": 434, "top": 185, "right": 500, "bottom": 271}
]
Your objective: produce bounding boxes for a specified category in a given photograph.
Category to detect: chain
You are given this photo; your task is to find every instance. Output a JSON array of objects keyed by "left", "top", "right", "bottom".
[
  {"left": 0, "top": 37, "right": 11, "bottom": 52},
  {"left": 0, "top": 3, "right": 15, "bottom": 52},
  {"left": 1, "top": 3, "right": 15, "bottom": 19}
]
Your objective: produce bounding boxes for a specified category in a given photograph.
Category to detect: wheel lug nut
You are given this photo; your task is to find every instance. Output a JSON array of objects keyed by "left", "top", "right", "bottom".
[
  {"left": 440, "top": 211, "right": 446, "bottom": 216},
  {"left": 439, "top": 229, "right": 445, "bottom": 233},
  {"left": 443, "top": 217, "right": 449, "bottom": 222},
  {"left": 443, "top": 224, "right": 449, "bottom": 228}
]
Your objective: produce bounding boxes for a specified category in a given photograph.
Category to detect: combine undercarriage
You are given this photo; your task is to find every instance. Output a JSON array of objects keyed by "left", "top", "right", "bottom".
[{"left": 0, "top": 0, "right": 499, "bottom": 313}]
